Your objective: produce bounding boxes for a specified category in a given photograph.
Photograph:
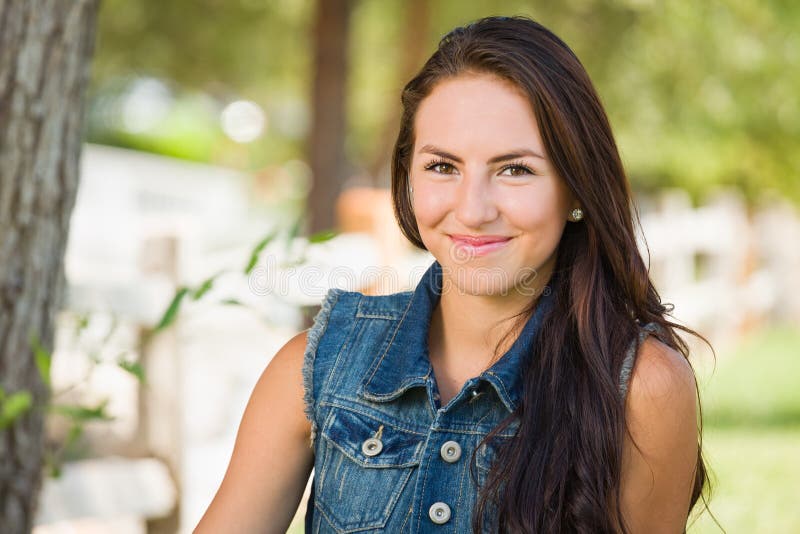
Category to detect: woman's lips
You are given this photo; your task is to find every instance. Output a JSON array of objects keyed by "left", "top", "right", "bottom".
[{"left": 449, "top": 234, "right": 512, "bottom": 257}]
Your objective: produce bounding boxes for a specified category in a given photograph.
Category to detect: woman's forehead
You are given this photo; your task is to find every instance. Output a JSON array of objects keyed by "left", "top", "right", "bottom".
[{"left": 412, "top": 73, "right": 544, "bottom": 159}]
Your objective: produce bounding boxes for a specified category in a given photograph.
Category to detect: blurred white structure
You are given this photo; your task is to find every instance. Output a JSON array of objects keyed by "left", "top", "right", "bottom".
[{"left": 636, "top": 188, "right": 800, "bottom": 352}]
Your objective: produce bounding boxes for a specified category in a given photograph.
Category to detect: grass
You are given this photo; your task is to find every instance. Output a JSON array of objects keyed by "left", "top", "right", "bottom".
[
  {"left": 697, "top": 324, "right": 800, "bottom": 429},
  {"left": 687, "top": 323, "right": 800, "bottom": 533},
  {"left": 687, "top": 426, "right": 800, "bottom": 533}
]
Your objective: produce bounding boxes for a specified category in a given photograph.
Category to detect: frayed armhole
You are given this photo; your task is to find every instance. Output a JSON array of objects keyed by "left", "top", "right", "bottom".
[
  {"left": 619, "top": 322, "right": 667, "bottom": 399},
  {"left": 302, "top": 287, "right": 344, "bottom": 449}
]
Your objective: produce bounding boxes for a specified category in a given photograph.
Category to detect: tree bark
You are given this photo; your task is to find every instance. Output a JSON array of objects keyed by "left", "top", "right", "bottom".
[
  {"left": 368, "top": 0, "right": 430, "bottom": 186},
  {"left": 307, "top": 0, "right": 352, "bottom": 234},
  {"left": 0, "top": 1, "right": 100, "bottom": 532}
]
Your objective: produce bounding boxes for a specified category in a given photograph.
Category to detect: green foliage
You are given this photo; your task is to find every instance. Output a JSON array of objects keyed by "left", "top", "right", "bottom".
[
  {"left": 89, "top": 0, "right": 800, "bottom": 205},
  {"left": 244, "top": 230, "right": 279, "bottom": 275},
  {"left": 46, "top": 424, "right": 85, "bottom": 478},
  {"left": 30, "top": 331, "right": 52, "bottom": 387},
  {"left": 97, "top": 94, "right": 224, "bottom": 163},
  {"left": 308, "top": 229, "right": 337, "bottom": 243},
  {"left": 192, "top": 271, "right": 224, "bottom": 300},
  {"left": 45, "top": 399, "right": 114, "bottom": 478},
  {"left": 0, "top": 387, "right": 33, "bottom": 430},
  {"left": 50, "top": 400, "right": 114, "bottom": 424},
  {"left": 154, "top": 286, "right": 191, "bottom": 332},
  {"left": 93, "top": 0, "right": 312, "bottom": 94},
  {"left": 118, "top": 359, "right": 146, "bottom": 384}
]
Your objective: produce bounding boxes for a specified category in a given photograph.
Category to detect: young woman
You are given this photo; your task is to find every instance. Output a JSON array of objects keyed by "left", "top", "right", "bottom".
[{"left": 196, "top": 15, "right": 709, "bottom": 533}]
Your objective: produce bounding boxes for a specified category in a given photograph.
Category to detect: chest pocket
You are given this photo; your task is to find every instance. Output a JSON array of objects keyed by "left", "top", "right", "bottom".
[{"left": 315, "top": 405, "right": 424, "bottom": 533}]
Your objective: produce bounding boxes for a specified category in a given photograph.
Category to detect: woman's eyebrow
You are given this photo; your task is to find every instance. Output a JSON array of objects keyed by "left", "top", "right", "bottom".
[{"left": 418, "top": 144, "right": 545, "bottom": 163}]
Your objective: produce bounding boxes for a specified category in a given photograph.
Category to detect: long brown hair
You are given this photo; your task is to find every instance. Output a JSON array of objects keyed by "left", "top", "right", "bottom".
[{"left": 390, "top": 16, "right": 714, "bottom": 533}]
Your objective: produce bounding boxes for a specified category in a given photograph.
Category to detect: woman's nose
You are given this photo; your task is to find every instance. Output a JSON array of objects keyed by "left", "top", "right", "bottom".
[{"left": 454, "top": 174, "right": 498, "bottom": 229}]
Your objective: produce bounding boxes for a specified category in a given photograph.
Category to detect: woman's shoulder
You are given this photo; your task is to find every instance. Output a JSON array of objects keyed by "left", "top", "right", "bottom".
[
  {"left": 622, "top": 323, "right": 697, "bottom": 426},
  {"left": 619, "top": 326, "right": 700, "bottom": 528}
]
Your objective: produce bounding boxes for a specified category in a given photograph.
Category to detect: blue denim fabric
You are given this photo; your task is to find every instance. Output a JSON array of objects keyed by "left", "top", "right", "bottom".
[{"left": 301, "top": 259, "right": 663, "bottom": 533}]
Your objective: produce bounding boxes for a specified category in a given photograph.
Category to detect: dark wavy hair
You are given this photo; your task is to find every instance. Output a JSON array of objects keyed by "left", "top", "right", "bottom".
[{"left": 390, "top": 15, "right": 714, "bottom": 533}]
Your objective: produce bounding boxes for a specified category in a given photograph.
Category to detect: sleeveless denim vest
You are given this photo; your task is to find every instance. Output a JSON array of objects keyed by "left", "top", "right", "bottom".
[{"left": 301, "top": 259, "right": 665, "bottom": 533}]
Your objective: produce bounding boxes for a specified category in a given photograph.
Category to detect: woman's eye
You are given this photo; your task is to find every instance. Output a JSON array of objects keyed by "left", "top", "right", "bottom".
[
  {"left": 426, "top": 162, "right": 456, "bottom": 174},
  {"left": 500, "top": 164, "right": 534, "bottom": 177}
]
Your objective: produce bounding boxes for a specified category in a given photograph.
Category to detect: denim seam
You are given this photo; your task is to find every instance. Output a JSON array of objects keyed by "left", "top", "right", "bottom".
[
  {"left": 484, "top": 371, "right": 517, "bottom": 412},
  {"left": 399, "top": 503, "right": 413, "bottom": 532},
  {"left": 414, "top": 432, "right": 434, "bottom": 532},
  {"left": 358, "top": 322, "right": 401, "bottom": 395},
  {"left": 355, "top": 312, "right": 400, "bottom": 320},
  {"left": 363, "top": 294, "right": 415, "bottom": 388},
  {"left": 455, "top": 443, "right": 469, "bottom": 527},
  {"left": 328, "top": 316, "right": 365, "bottom": 393},
  {"left": 320, "top": 433, "right": 423, "bottom": 469},
  {"left": 320, "top": 400, "right": 429, "bottom": 436},
  {"left": 302, "top": 287, "right": 345, "bottom": 450},
  {"left": 317, "top": 410, "right": 335, "bottom": 491}
]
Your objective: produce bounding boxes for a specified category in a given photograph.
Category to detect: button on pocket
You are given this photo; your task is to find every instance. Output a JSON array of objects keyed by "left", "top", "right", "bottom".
[
  {"left": 317, "top": 406, "right": 423, "bottom": 532},
  {"left": 361, "top": 436, "right": 383, "bottom": 456}
]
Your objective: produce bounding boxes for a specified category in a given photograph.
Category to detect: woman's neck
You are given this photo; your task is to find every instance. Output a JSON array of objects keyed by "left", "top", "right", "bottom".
[{"left": 428, "top": 276, "right": 552, "bottom": 402}]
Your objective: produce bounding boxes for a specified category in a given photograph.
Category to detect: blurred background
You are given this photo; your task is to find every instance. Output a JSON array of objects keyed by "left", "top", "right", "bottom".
[{"left": 13, "top": 0, "right": 799, "bottom": 532}]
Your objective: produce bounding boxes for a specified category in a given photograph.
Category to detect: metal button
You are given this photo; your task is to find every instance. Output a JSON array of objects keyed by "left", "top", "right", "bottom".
[
  {"left": 428, "top": 502, "right": 451, "bottom": 524},
  {"left": 361, "top": 437, "right": 383, "bottom": 457},
  {"left": 440, "top": 440, "right": 462, "bottom": 463}
]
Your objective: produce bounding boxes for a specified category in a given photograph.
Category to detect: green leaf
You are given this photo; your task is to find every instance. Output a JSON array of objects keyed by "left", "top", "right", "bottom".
[
  {"left": 220, "top": 298, "right": 243, "bottom": 306},
  {"left": 0, "top": 391, "right": 33, "bottom": 429},
  {"left": 154, "top": 286, "right": 190, "bottom": 331},
  {"left": 65, "top": 424, "right": 84, "bottom": 447},
  {"left": 191, "top": 273, "right": 218, "bottom": 300},
  {"left": 51, "top": 400, "right": 114, "bottom": 423},
  {"left": 244, "top": 230, "right": 278, "bottom": 275},
  {"left": 46, "top": 449, "right": 62, "bottom": 479},
  {"left": 285, "top": 215, "right": 305, "bottom": 253},
  {"left": 308, "top": 229, "right": 337, "bottom": 243},
  {"left": 29, "top": 332, "right": 52, "bottom": 387},
  {"left": 74, "top": 313, "right": 90, "bottom": 336},
  {"left": 118, "top": 360, "right": 146, "bottom": 384}
]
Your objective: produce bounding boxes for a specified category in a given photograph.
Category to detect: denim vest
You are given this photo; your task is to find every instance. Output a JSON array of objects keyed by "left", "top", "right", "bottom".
[{"left": 301, "top": 259, "right": 663, "bottom": 533}]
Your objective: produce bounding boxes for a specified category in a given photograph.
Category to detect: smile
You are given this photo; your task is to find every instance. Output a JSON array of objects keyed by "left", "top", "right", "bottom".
[{"left": 449, "top": 234, "right": 513, "bottom": 257}]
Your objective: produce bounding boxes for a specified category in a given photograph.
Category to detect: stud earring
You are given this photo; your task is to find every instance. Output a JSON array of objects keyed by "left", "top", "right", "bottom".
[{"left": 571, "top": 208, "right": 584, "bottom": 221}]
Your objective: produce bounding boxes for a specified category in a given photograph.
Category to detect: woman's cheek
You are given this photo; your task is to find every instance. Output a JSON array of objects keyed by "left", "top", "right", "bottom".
[{"left": 414, "top": 185, "right": 451, "bottom": 226}]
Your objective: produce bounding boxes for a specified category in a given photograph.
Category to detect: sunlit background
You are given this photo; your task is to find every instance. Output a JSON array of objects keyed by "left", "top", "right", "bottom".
[{"left": 31, "top": 1, "right": 800, "bottom": 533}]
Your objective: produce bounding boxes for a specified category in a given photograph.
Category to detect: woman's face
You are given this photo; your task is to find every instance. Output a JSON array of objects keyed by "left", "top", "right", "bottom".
[{"left": 409, "top": 73, "right": 577, "bottom": 297}]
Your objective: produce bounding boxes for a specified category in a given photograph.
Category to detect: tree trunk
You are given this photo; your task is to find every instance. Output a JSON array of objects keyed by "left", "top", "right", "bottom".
[
  {"left": 307, "top": 0, "right": 352, "bottom": 234},
  {"left": 368, "top": 0, "right": 430, "bottom": 186},
  {"left": 0, "top": 1, "right": 100, "bottom": 532}
]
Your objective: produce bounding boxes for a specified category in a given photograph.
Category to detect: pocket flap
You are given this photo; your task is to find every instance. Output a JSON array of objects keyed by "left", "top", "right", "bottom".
[{"left": 321, "top": 407, "right": 423, "bottom": 468}]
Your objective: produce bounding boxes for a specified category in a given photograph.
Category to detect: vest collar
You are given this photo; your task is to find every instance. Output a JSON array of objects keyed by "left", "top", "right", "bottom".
[{"left": 360, "top": 259, "right": 554, "bottom": 412}]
